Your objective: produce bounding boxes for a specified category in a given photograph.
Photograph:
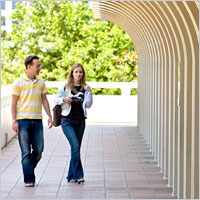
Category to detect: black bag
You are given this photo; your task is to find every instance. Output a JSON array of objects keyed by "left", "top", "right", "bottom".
[
  {"left": 52, "top": 105, "right": 62, "bottom": 127},
  {"left": 53, "top": 85, "right": 66, "bottom": 127}
]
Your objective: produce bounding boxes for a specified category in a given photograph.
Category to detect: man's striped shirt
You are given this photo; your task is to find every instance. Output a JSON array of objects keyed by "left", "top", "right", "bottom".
[{"left": 12, "top": 74, "right": 47, "bottom": 119}]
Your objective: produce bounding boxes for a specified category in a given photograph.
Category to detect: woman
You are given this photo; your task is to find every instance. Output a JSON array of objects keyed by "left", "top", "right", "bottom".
[{"left": 54, "top": 63, "right": 93, "bottom": 183}]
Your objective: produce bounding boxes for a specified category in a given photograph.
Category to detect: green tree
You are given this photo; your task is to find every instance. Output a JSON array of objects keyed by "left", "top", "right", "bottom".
[{"left": 1, "top": 1, "right": 137, "bottom": 94}]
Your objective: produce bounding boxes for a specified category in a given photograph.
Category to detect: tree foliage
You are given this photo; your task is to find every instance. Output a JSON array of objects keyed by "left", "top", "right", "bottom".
[{"left": 1, "top": 1, "right": 138, "bottom": 91}]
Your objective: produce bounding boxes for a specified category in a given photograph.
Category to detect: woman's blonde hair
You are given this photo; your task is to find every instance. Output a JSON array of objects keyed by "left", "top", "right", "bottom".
[{"left": 66, "top": 63, "right": 86, "bottom": 94}]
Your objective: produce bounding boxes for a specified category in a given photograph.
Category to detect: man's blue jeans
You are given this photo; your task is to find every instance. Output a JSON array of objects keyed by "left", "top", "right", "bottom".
[
  {"left": 61, "top": 118, "right": 85, "bottom": 181},
  {"left": 18, "top": 119, "right": 44, "bottom": 184}
]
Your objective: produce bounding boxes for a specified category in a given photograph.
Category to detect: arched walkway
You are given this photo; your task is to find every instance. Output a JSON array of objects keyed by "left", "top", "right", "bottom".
[{"left": 1, "top": 1, "right": 198, "bottom": 199}]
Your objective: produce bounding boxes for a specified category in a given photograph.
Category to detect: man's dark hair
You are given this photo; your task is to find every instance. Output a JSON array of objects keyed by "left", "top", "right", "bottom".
[{"left": 25, "top": 55, "right": 39, "bottom": 69}]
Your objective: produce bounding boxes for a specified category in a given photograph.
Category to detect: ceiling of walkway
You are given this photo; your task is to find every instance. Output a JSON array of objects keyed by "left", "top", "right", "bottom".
[{"left": 91, "top": 1, "right": 199, "bottom": 67}]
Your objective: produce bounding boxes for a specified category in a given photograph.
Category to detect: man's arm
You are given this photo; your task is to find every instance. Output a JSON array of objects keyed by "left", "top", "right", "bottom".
[
  {"left": 11, "top": 95, "right": 19, "bottom": 133},
  {"left": 42, "top": 93, "right": 53, "bottom": 128}
]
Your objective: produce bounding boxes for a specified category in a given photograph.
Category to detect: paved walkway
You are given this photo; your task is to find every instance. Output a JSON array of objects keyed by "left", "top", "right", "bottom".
[{"left": 1, "top": 123, "right": 176, "bottom": 199}]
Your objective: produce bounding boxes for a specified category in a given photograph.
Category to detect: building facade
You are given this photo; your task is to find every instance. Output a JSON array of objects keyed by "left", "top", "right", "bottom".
[{"left": 1, "top": 0, "right": 23, "bottom": 32}]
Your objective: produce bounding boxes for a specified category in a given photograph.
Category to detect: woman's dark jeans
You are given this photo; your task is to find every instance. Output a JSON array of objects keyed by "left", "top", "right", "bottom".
[
  {"left": 18, "top": 119, "right": 44, "bottom": 184},
  {"left": 61, "top": 118, "right": 85, "bottom": 181}
]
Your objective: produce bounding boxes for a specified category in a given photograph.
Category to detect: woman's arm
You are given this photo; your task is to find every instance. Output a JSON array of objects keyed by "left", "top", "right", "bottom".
[
  {"left": 84, "top": 85, "right": 93, "bottom": 108},
  {"left": 54, "top": 85, "right": 66, "bottom": 105},
  {"left": 54, "top": 85, "right": 72, "bottom": 105}
]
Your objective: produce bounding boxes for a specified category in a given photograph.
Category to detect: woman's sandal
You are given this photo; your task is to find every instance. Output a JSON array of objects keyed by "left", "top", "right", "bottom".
[
  {"left": 77, "top": 178, "right": 85, "bottom": 184},
  {"left": 25, "top": 183, "right": 34, "bottom": 187}
]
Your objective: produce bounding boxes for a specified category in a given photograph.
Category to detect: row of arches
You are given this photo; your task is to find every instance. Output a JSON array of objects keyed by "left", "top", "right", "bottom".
[{"left": 91, "top": 1, "right": 199, "bottom": 199}]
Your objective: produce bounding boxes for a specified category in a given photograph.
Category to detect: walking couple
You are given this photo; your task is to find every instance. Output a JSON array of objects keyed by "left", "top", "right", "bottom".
[{"left": 11, "top": 55, "right": 93, "bottom": 187}]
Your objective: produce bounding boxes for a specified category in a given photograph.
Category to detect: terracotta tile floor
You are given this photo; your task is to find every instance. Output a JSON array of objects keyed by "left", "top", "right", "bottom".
[{"left": 1, "top": 124, "right": 176, "bottom": 199}]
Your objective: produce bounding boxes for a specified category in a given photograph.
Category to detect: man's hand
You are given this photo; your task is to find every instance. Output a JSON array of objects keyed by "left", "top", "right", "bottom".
[
  {"left": 12, "top": 121, "right": 19, "bottom": 133},
  {"left": 48, "top": 117, "right": 53, "bottom": 128}
]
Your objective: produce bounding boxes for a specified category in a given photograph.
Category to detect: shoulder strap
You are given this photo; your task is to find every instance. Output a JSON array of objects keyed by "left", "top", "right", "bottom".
[{"left": 64, "top": 82, "right": 67, "bottom": 91}]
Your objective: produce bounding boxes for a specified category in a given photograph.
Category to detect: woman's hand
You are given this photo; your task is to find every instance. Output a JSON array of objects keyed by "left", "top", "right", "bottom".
[
  {"left": 84, "top": 85, "right": 92, "bottom": 92},
  {"left": 63, "top": 97, "right": 72, "bottom": 104}
]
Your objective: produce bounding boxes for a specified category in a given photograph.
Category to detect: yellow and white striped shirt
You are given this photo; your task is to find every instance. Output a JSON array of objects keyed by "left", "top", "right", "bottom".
[{"left": 12, "top": 74, "right": 47, "bottom": 119}]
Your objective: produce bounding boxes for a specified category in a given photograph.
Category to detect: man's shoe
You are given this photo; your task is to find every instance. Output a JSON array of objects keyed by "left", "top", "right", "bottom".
[{"left": 25, "top": 183, "right": 35, "bottom": 187}]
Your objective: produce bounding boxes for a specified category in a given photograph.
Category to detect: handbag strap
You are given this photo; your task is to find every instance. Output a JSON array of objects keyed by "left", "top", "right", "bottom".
[{"left": 64, "top": 84, "right": 66, "bottom": 91}]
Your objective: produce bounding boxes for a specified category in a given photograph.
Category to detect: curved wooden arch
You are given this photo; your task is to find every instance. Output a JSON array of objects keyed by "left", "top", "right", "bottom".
[{"left": 91, "top": 1, "right": 199, "bottom": 199}]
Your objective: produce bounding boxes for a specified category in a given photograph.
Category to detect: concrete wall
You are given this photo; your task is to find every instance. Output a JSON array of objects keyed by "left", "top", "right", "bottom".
[
  {"left": 91, "top": 1, "right": 199, "bottom": 199},
  {"left": 1, "top": 82, "right": 137, "bottom": 148}
]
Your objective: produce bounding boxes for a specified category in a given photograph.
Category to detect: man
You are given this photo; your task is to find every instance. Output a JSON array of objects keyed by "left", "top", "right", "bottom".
[{"left": 11, "top": 55, "right": 53, "bottom": 187}]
